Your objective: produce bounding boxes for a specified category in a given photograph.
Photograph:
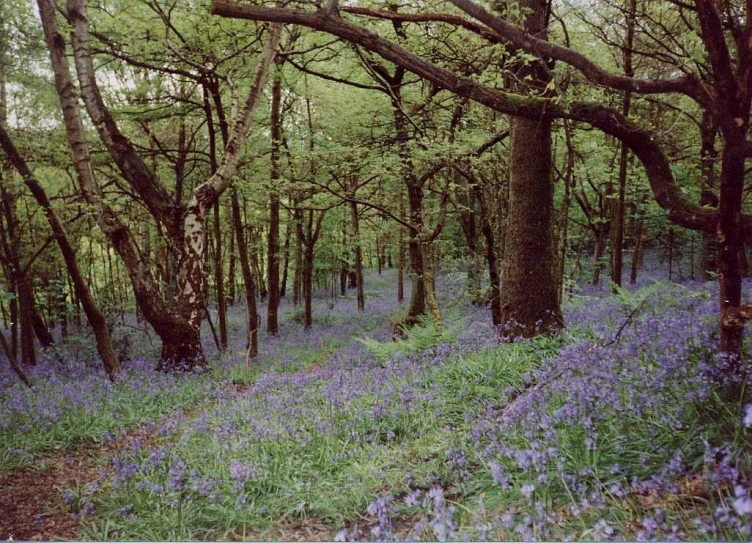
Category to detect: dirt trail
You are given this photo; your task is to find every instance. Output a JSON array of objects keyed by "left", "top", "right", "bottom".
[{"left": 0, "top": 451, "right": 101, "bottom": 541}]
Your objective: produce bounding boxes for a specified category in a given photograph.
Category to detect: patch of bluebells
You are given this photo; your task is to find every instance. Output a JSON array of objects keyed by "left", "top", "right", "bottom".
[
  {"left": 10, "top": 269, "right": 752, "bottom": 541},
  {"left": 462, "top": 280, "right": 752, "bottom": 540}
]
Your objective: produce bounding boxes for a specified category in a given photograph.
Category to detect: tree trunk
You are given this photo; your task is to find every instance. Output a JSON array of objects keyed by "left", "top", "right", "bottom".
[
  {"left": 303, "top": 242, "right": 314, "bottom": 329},
  {"left": 17, "top": 277, "right": 37, "bottom": 365},
  {"left": 348, "top": 184, "right": 365, "bottom": 311},
  {"left": 31, "top": 308, "right": 54, "bottom": 348},
  {"left": 421, "top": 240, "right": 442, "bottom": 331},
  {"left": 556, "top": 121, "right": 575, "bottom": 304},
  {"left": 500, "top": 115, "right": 563, "bottom": 338},
  {"left": 700, "top": 111, "right": 718, "bottom": 280},
  {"left": 398, "top": 191, "right": 405, "bottom": 303},
  {"left": 293, "top": 206, "right": 303, "bottom": 305},
  {"left": 609, "top": 0, "right": 635, "bottom": 291},
  {"left": 227, "top": 224, "right": 236, "bottom": 304},
  {"left": 280, "top": 218, "right": 291, "bottom": 298},
  {"left": 498, "top": 0, "right": 562, "bottom": 338},
  {"left": 592, "top": 223, "right": 608, "bottom": 286},
  {"left": 231, "top": 188, "right": 259, "bottom": 359},
  {"left": 630, "top": 217, "right": 645, "bottom": 284},
  {"left": 267, "top": 71, "right": 282, "bottom": 336},
  {"left": 0, "top": 330, "right": 31, "bottom": 388},
  {"left": 213, "top": 201, "right": 228, "bottom": 350},
  {"left": 475, "top": 185, "right": 501, "bottom": 326},
  {"left": 45, "top": 0, "right": 280, "bottom": 372},
  {"left": 717, "top": 141, "right": 745, "bottom": 366}
]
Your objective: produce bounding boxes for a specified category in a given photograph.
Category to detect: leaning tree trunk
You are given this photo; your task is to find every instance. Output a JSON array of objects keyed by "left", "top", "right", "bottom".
[
  {"left": 0, "top": 123, "right": 121, "bottom": 379},
  {"left": 54, "top": 0, "right": 281, "bottom": 372}
]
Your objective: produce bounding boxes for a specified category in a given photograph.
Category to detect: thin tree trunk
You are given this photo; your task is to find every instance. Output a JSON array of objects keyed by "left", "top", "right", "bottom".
[
  {"left": 293, "top": 206, "right": 303, "bottom": 306},
  {"left": 231, "top": 188, "right": 259, "bottom": 359},
  {"left": 280, "top": 218, "right": 291, "bottom": 298},
  {"left": 609, "top": 0, "right": 635, "bottom": 290},
  {"left": 0, "top": 330, "right": 31, "bottom": 388},
  {"left": 227, "top": 223, "right": 236, "bottom": 304},
  {"left": 475, "top": 186, "right": 501, "bottom": 325},
  {"left": 267, "top": 71, "right": 282, "bottom": 336},
  {"left": 557, "top": 120, "right": 575, "bottom": 303},
  {"left": 398, "top": 190, "right": 405, "bottom": 302},
  {"left": 630, "top": 216, "right": 645, "bottom": 284},
  {"left": 348, "top": 180, "right": 365, "bottom": 311},
  {"left": 213, "top": 201, "right": 228, "bottom": 350},
  {"left": 700, "top": 111, "right": 718, "bottom": 280}
]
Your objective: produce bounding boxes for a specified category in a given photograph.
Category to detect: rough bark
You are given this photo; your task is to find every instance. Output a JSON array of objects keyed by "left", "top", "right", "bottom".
[{"left": 499, "top": 0, "right": 563, "bottom": 339}]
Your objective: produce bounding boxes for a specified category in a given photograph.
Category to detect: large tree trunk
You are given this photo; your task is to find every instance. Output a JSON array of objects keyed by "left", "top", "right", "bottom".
[
  {"left": 717, "top": 140, "right": 745, "bottom": 366},
  {"left": 499, "top": 0, "right": 562, "bottom": 338},
  {"left": 500, "top": 116, "right": 563, "bottom": 338}
]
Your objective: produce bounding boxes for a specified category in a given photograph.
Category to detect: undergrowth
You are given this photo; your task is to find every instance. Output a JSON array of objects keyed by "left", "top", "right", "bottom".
[{"left": 1, "top": 271, "right": 751, "bottom": 541}]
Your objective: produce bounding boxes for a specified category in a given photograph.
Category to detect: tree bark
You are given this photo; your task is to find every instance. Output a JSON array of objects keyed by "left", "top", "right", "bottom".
[
  {"left": 231, "top": 188, "right": 259, "bottom": 359},
  {"left": 348, "top": 180, "right": 365, "bottom": 311},
  {"left": 609, "top": 0, "right": 635, "bottom": 290},
  {"left": 499, "top": 0, "right": 563, "bottom": 339},
  {"left": 700, "top": 111, "right": 718, "bottom": 280},
  {"left": 267, "top": 71, "right": 282, "bottom": 336}
]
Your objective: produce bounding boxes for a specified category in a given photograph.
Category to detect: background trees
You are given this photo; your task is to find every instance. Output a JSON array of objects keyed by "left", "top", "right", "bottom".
[{"left": 0, "top": 0, "right": 750, "bottom": 390}]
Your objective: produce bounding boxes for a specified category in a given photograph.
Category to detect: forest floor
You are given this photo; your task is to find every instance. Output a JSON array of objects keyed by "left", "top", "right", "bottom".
[{"left": 1, "top": 267, "right": 751, "bottom": 541}]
